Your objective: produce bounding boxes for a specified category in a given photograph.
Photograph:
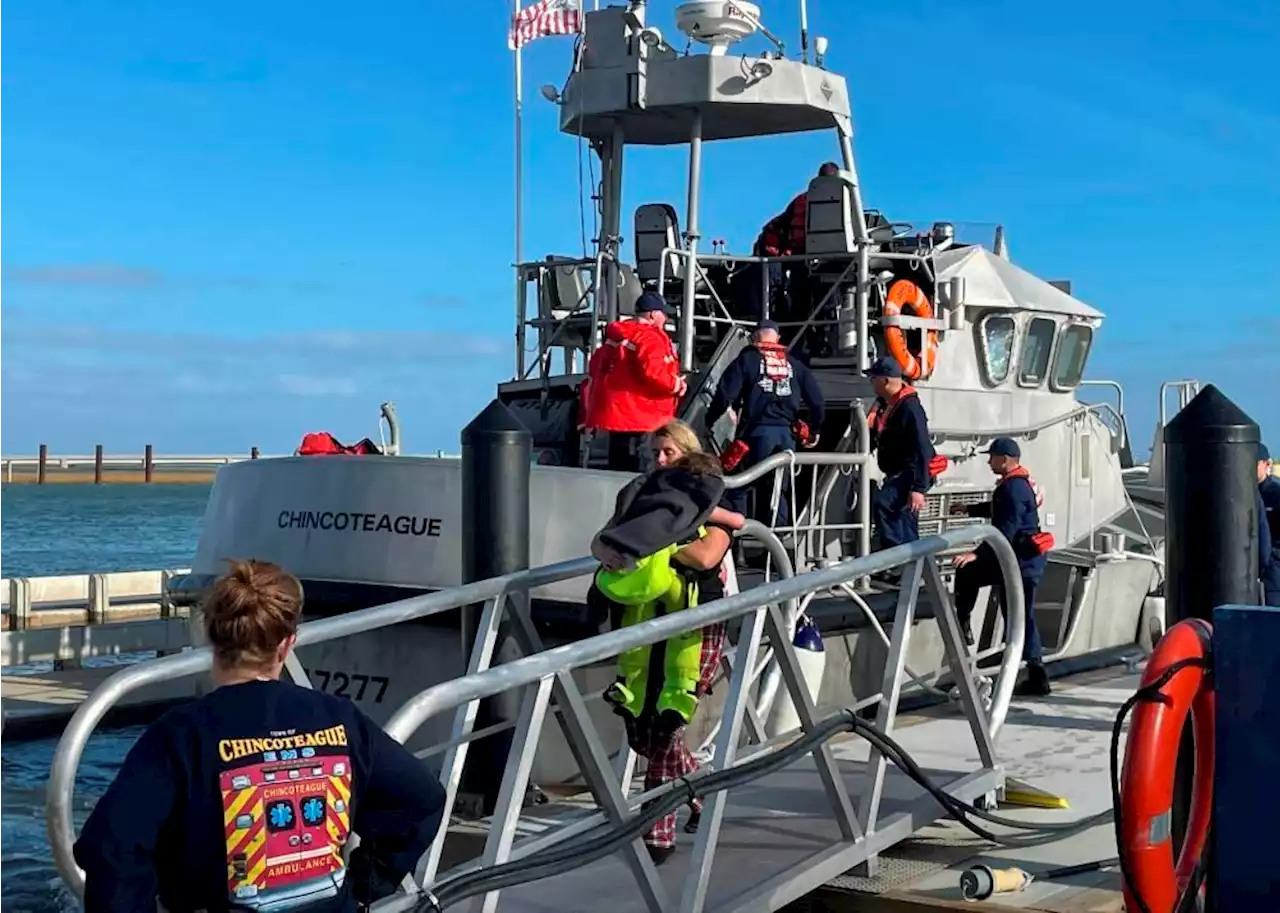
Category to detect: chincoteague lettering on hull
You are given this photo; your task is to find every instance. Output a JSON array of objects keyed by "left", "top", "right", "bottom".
[{"left": 277, "top": 510, "right": 443, "bottom": 536}]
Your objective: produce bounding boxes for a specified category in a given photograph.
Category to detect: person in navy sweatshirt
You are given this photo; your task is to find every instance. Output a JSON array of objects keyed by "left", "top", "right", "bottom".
[
  {"left": 73, "top": 559, "right": 445, "bottom": 913},
  {"left": 865, "top": 357, "right": 935, "bottom": 551},
  {"left": 1258, "top": 442, "right": 1279, "bottom": 606},
  {"left": 949, "top": 438, "right": 1052, "bottom": 697}
]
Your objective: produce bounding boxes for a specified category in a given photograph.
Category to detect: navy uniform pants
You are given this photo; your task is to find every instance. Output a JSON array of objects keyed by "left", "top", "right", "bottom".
[
  {"left": 953, "top": 551, "right": 1044, "bottom": 664},
  {"left": 873, "top": 473, "right": 920, "bottom": 549},
  {"left": 725, "top": 425, "right": 796, "bottom": 527}
]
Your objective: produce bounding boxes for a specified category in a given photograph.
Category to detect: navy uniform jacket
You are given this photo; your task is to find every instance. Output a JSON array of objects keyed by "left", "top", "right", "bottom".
[
  {"left": 870, "top": 391, "right": 934, "bottom": 495},
  {"left": 74, "top": 679, "right": 445, "bottom": 913},
  {"left": 707, "top": 346, "right": 825, "bottom": 434},
  {"left": 1261, "top": 476, "right": 1280, "bottom": 597},
  {"left": 965, "top": 471, "right": 1048, "bottom": 583}
]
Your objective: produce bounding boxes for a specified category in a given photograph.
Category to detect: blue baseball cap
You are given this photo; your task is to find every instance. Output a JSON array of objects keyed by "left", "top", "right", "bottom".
[
  {"left": 866, "top": 356, "right": 903, "bottom": 379},
  {"left": 987, "top": 437, "right": 1021, "bottom": 458},
  {"left": 755, "top": 319, "right": 780, "bottom": 333},
  {"left": 635, "top": 290, "right": 671, "bottom": 315},
  {"left": 1261, "top": 442, "right": 1272, "bottom": 462}
]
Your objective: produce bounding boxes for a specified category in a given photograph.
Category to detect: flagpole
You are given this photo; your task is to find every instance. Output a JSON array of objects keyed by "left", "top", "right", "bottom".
[{"left": 513, "top": 0, "right": 524, "bottom": 294}]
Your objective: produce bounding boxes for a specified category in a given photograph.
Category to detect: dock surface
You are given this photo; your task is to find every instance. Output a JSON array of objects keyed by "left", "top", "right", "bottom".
[{"left": 1, "top": 664, "right": 199, "bottom": 738}]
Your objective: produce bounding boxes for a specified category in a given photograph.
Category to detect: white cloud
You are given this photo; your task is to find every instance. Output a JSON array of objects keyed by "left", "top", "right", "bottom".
[{"left": 276, "top": 373, "right": 359, "bottom": 397}]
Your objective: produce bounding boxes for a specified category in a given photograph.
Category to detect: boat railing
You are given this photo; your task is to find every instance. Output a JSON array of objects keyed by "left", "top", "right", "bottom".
[
  {"left": 1159, "top": 379, "right": 1202, "bottom": 427},
  {"left": 46, "top": 524, "right": 1027, "bottom": 911}
]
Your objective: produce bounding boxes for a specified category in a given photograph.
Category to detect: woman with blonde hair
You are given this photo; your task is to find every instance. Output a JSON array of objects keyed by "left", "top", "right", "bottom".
[
  {"left": 591, "top": 418, "right": 743, "bottom": 864},
  {"left": 74, "top": 559, "right": 445, "bottom": 913}
]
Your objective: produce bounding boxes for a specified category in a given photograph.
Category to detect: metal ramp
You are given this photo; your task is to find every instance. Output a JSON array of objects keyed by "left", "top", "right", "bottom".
[{"left": 45, "top": 525, "right": 1029, "bottom": 913}]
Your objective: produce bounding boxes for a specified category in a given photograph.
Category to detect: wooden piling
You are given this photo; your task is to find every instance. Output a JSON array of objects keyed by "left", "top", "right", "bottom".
[
  {"left": 37, "top": 444, "right": 48, "bottom": 484},
  {"left": 251, "top": 446, "right": 260, "bottom": 459},
  {"left": 144, "top": 444, "right": 154, "bottom": 483},
  {"left": 94, "top": 445, "right": 105, "bottom": 484}
]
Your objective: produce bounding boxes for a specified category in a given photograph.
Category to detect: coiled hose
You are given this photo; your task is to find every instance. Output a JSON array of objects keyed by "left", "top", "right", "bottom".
[{"left": 411, "top": 707, "right": 1117, "bottom": 912}]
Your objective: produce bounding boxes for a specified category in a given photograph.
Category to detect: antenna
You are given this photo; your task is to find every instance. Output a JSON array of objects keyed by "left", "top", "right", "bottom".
[{"left": 675, "top": 1, "right": 761, "bottom": 56}]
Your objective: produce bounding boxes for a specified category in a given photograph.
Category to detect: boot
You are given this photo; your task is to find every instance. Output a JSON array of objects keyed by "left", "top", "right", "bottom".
[
  {"left": 1014, "top": 662, "right": 1051, "bottom": 697},
  {"left": 646, "top": 844, "right": 676, "bottom": 866}
]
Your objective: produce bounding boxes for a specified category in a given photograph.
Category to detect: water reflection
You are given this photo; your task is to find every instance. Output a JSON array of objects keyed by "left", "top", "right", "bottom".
[{"left": 2, "top": 727, "right": 144, "bottom": 913}]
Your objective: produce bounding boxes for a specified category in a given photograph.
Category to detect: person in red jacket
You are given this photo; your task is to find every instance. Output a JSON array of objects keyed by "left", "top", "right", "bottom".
[
  {"left": 741, "top": 162, "right": 841, "bottom": 330},
  {"left": 580, "top": 291, "right": 688, "bottom": 470}
]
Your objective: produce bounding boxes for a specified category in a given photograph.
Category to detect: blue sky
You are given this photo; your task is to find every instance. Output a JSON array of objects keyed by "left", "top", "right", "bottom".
[{"left": 3, "top": 0, "right": 1277, "bottom": 456}]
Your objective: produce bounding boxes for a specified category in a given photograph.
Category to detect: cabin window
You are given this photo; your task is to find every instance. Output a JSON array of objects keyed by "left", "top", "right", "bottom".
[
  {"left": 1017, "top": 317, "right": 1057, "bottom": 386},
  {"left": 1051, "top": 324, "right": 1094, "bottom": 390},
  {"left": 980, "top": 314, "right": 1016, "bottom": 384}
]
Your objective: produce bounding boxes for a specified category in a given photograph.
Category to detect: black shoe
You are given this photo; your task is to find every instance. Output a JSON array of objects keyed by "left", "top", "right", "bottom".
[
  {"left": 646, "top": 844, "right": 676, "bottom": 866},
  {"left": 684, "top": 808, "right": 701, "bottom": 834},
  {"left": 1014, "top": 663, "right": 1051, "bottom": 697},
  {"left": 960, "top": 622, "right": 975, "bottom": 648}
]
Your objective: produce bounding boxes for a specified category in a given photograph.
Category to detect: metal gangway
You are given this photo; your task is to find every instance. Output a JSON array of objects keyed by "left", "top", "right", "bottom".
[{"left": 47, "top": 524, "right": 1026, "bottom": 913}]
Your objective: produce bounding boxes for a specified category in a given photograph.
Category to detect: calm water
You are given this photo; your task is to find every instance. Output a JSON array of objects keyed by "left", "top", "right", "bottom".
[{"left": 2, "top": 483, "right": 209, "bottom": 912}]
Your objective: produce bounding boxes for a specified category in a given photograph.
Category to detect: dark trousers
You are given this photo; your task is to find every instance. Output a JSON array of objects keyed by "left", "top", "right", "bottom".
[
  {"left": 954, "top": 552, "right": 1044, "bottom": 664},
  {"left": 872, "top": 474, "right": 919, "bottom": 549},
  {"left": 607, "top": 431, "right": 647, "bottom": 473},
  {"left": 725, "top": 425, "right": 796, "bottom": 527}
]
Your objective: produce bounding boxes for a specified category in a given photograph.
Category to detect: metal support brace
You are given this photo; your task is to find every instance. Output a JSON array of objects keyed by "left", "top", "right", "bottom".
[
  {"left": 473, "top": 675, "right": 555, "bottom": 913},
  {"left": 506, "top": 593, "right": 670, "bottom": 913},
  {"left": 416, "top": 595, "right": 507, "bottom": 887},
  {"left": 764, "top": 601, "right": 861, "bottom": 841},
  {"left": 855, "top": 558, "right": 923, "bottom": 876},
  {"left": 679, "top": 605, "right": 770, "bottom": 913},
  {"left": 923, "top": 561, "right": 997, "bottom": 768},
  {"left": 284, "top": 652, "right": 312, "bottom": 688}
]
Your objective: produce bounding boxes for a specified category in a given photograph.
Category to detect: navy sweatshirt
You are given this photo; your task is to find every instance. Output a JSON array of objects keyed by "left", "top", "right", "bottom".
[
  {"left": 1260, "top": 477, "right": 1279, "bottom": 598},
  {"left": 707, "top": 346, "right": 825, "bottom": 433},
  {"left": 869, "top": 391, "right": 934, "bottom": 495},
  {"left": 73, "top": 678, "right": 445, "bottom": 913},
  {"left": 965, "top": 471, "right": 1048, "bottom": 583}
]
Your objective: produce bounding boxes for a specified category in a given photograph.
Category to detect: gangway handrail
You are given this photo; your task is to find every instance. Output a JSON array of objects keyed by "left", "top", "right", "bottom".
[
  {"left": 374, "top": 525, "right": 1023, "bottom": 913},
  {"left": 44, "top": 556, "right": 596, "bottom": 899},
  {"left": 46, "top": 526, "right": 1024, "bottom": 911}
]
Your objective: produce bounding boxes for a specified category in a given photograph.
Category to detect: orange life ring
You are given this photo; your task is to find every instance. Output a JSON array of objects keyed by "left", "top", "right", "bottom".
[
  {"left": 883, "top": 279, "right": 938, "bottom": 380},
  {"left": 1119, "top": 617, "right": 1214, "bottom": 913}
]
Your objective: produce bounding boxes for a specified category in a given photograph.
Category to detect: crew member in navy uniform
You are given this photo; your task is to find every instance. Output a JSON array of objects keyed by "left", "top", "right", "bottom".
[
  {"left": 1258, "top": 442, "right": 1279, "bottom": 606},
  {"left": 74, "top": 560, "right": 445, "bottom": 913},
  {"left": 865, "top": 356, "right": 935, "bottom": 552},
  {"left": 950, "top": 438, "right": 1052, "bottom": 697},
  {"left": 706, "top": 319, "right": 825, "bottom": 527}
]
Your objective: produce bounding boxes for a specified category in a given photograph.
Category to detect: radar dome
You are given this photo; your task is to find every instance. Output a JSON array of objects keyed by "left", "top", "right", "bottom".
[{"left": 675, "top": 1, "right": 760, "bottom": 56}]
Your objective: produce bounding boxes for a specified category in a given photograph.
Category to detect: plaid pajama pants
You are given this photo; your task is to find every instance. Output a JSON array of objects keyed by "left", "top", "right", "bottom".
[{"left": 642, "top": 621, "right": 728, "bottom": 849}]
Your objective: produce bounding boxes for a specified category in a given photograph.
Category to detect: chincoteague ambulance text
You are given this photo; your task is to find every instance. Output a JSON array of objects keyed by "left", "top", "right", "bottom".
[{"left": 277, "top": 510, "right": 442, "bottom": 537}]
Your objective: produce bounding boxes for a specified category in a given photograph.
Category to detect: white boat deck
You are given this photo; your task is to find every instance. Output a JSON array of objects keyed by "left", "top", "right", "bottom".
[{"left": 447, "top": 667, "right": 1136, "bottom": 912}]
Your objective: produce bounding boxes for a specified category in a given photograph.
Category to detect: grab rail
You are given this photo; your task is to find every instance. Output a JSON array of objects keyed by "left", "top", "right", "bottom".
[
  {"left": 374, "top": 525, "right": 1023, "bottom": 913},
  {"left": 46, "top": 525, "right": 1024, "bottom": 910}
]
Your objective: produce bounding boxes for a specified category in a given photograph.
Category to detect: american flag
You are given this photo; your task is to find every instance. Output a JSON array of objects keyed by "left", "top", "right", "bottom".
[{"left": 508, "top": 0, "right": 582, "bottom": 50}]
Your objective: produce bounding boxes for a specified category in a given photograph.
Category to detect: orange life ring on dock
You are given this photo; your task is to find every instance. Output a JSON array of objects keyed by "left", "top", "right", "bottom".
[
  {"left": 1119, "top": 617, "right": 1215, "bottom": 913},
  {"left": 883, "top": 279, "right": 938, "bottom": 380}
]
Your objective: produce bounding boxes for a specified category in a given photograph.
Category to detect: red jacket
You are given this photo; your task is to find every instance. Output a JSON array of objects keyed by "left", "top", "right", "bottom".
[
  {"left": 580, "top": 319, "right": 682, "bottom": 433},
  {"left": 755, "top": 192, "right": 808, "bottom": 256}
]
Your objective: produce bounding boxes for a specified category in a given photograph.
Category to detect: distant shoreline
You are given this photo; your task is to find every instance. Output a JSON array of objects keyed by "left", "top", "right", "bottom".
[{"left": 2, "top": 468, "right": 216, "bottom": 485}]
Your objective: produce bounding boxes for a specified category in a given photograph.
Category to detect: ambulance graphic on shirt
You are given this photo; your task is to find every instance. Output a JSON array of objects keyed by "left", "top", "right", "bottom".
[{"left": 219, "top": 724, "right": 353, "bottom": 912}]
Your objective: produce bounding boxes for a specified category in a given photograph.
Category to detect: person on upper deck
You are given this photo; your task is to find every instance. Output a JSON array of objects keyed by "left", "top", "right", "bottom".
[
  {"left": 73, "top": 560, "right": 445, "bottom": 913},
  {"left": 865, "top": 356, "right": 936, "bottom": 554},
  {"left": 950, "top": 438, "right": 1052, "bottom": 697},
  {"left": 740, "top": 162, "right": 842, "bottom": 329},
  {"left": 707, "top": 320, "right": 825, "bottom": 528},
  {"left": 1258, "top": 442, "right": 1279, "bottom": 606},
  {"left": 580, "top": 290, "right": 688, "bottom": 472}
]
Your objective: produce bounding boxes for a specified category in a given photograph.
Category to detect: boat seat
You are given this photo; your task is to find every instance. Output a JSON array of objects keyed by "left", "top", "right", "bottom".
[
  {"left": 804, "top": 175, "right": 893, "bottom": 275},
  {"left": 634, "top": 203, "right": 708, "bottom": 295},
  {"left": 614, "top": 262, "right": 643, "bottom": 317},
  {"left": 535, "top": 256, "right": 596, "bottom": 352}
]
